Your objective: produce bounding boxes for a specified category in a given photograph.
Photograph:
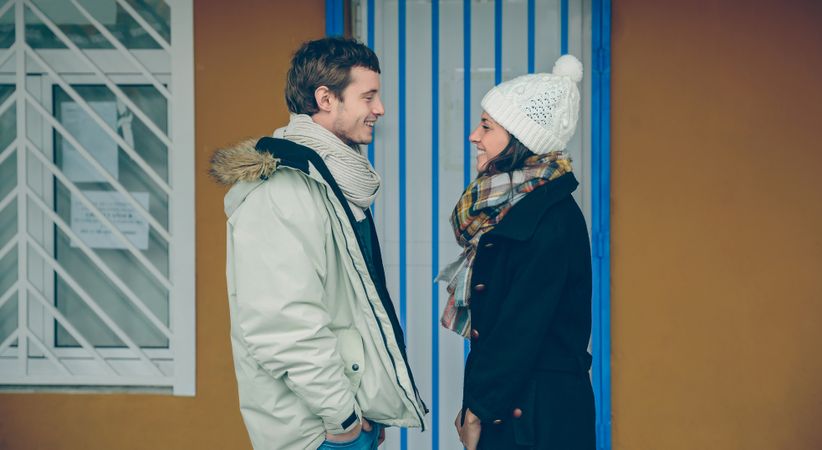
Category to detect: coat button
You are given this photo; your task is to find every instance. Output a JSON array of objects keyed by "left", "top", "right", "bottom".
[
  {"left": 471, "top": 329, "right": 479, "bottom": 339},
  {"left": 473, "top": 284, "right": 486, "bottom": 293},
  {"left": 352, "top": 364, "right": 359, "bottom": 372},
  {"left": 512, "top": 408, "right": 523, "bottom": 418},
  {"left": 493, "top": 419, "right": 503, "bottom": 425}
]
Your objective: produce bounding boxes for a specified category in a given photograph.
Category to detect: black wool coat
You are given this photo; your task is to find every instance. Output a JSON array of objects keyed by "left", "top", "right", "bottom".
[{"left": 463, "top": 172, "right": 596, "bottom": 450}]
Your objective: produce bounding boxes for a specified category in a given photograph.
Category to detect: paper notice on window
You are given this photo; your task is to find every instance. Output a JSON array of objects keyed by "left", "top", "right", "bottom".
[
  {"left": 70, "top": 191, "right": 150, "bottom": 250},
  {"left": 60, "top": 101, "right": 119, "bottom": 183}
]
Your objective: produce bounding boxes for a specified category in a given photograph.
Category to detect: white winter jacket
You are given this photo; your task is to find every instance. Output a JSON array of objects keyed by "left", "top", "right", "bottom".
[{"left": 216, "top": 138, "right": 427, "bottom": 450}]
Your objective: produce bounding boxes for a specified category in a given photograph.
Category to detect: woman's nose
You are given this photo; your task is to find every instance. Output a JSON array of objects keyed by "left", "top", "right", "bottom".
[{"left": 468, "top": 126, "right": 481, "bottom": 142}]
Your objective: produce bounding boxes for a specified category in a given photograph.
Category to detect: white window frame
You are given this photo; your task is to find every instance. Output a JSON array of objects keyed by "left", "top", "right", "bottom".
[{"left": 0, "top": 0, "right": 195, "bottom": 395}]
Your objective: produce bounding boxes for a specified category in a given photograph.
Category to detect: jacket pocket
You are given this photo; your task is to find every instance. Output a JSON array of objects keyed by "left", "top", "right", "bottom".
[{"left": 336, "top": 328, "right": 365, "bottom": 393}]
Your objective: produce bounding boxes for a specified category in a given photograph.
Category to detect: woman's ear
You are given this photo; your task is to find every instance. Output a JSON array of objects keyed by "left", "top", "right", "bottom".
[{"left": 314, "top": 86, "right": 336, "bottom": 113}]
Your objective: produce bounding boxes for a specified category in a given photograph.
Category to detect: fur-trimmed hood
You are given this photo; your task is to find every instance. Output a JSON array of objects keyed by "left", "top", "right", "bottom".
[
  {"left": 211, "top": 138, "right": 280, "bottom": 218},
  {"left": 210, "top": 138, "right": 278, "bottom": 185}
]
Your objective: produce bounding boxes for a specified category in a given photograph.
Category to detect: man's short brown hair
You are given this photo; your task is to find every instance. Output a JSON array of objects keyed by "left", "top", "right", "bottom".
[{"left": 285, "top": 37, "right": 381, "bottom": 115}]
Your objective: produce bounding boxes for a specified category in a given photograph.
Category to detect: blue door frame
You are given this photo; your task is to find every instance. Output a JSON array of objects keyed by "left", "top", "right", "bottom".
[
  {"left": 326, "top": 1, "right": 612, "bottom": 448},
  {"left": 590, "top": 1, "right": 612, "bottom": 448}
]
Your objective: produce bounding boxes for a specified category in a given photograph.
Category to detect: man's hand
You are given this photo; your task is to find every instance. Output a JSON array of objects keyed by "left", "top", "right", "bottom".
[
  {"left": 376, "top": 425, "right": 385, "bottom": 446},
  {"left": 325, "top": 418, "right": 365, "bottom": 443},
  {"left": 455, "top": 408, "right": 481, "bottom": 450},
  {"left": 325, "top": 418, "right": 379, "bottom": 444},
  {"left": 363, "top": 419, "right": 387, "bottom": 446}
]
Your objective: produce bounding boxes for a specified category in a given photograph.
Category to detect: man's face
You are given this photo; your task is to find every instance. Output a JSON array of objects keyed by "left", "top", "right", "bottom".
[{"left": 330, "top": 67, "right": 385, "bottom": 146}]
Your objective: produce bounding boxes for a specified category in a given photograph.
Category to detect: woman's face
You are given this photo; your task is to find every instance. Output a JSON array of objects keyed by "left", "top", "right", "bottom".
[{"left": 469, "top": 112, "right": 511, "bottom": 173}]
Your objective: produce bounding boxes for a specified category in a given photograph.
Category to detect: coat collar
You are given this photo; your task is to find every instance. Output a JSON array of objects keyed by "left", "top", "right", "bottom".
[{"left": 487, "top": 172, "right": 579, "bottom": 242}]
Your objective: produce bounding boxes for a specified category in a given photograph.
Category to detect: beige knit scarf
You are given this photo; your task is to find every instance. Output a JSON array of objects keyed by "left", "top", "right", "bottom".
[{"left": 273, "top": 114, "right": 381, "bottom": 220}]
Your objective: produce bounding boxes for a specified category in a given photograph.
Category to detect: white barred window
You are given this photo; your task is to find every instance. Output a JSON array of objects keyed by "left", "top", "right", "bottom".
[{"left": 0, "top": 0, "right": 194, "bottom": 395}]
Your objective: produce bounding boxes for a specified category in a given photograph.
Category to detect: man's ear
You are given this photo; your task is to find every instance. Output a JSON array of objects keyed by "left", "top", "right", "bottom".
[{"left": 314, "top": 86, "right": 337, "bottom": 113}]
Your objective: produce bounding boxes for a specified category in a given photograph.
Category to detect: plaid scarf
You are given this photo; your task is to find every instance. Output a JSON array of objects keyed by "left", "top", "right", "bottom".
[{"left": 436, "top": 152, "right": 572, "bottom": 338}]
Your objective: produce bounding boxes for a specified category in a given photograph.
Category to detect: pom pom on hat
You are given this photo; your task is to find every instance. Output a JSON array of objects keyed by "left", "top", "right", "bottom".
[{"left": 552, "top": 54, "right": 583, "bottom": 83}]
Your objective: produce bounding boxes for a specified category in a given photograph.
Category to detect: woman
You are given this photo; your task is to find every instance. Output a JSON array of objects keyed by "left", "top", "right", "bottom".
[{"left": 439, "top": 55, "right": 595, "bottom": 450}]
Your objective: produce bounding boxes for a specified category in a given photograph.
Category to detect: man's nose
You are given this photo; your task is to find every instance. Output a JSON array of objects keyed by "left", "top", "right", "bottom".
[{"left": 373, "top": 97, "right": 385, "bottom": 116}]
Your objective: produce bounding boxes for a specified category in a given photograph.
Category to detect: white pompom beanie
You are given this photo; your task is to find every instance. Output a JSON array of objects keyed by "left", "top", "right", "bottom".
[{"left": 480, "top": 54, "right": 583, "bottom": 154}]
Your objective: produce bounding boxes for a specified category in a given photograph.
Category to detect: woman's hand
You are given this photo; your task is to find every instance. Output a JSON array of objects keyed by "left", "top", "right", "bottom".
[{"left": 455, "top": 408, "right": 481, "bottom": 450}]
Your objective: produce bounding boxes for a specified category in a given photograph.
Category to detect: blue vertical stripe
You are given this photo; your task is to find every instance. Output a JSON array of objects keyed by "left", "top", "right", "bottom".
[
  {"left": 462, "top": 0, "right": 472, "bottom": 362},
  {"left": 527, "top": 0, "right": 535, "bottom": 73},
  {"left": 592, "top": 0, "right": 612, "bottom": 449},
  {"left": 325, "top": 0, "right": 344, "bottom": 36},
  {"left": 398, "top": 3, "right": 408, "bottom": 448},
  {"left": 463, "top": 0, "right": 471, "bottom": 189},
  {"left": 494, "top": 0, "right": 502, "bottom": 85},
  {"left": 431, "top": 3, "right": 440, "bottom": 449},
  {"left": 398, "top": 0, "right": 407, "bottom": 334},
  {"left": 431, "top": 0, "right": 441, "bottom": 447},
  {"left": 367, "top": 0, "right": 375, "bottom": 47},
  {"left": 367, "top": 0, "right": 375, "bottom": 167},
  {"left": 561, "top": 0, "right": 569, "bottom": 54}
]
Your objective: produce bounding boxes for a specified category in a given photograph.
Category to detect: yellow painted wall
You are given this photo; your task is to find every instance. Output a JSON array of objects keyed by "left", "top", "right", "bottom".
[
  {"left": 611, "top": 0, "right": 822, "bottom": 449},
  {"left": 0, "top": 1, "right": 324, "bottom": 449}
]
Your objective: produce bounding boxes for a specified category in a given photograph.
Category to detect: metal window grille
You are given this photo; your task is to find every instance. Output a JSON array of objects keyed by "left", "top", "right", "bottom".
[{"left": 0, "top": 0, "right": 194, "bottom": 395}]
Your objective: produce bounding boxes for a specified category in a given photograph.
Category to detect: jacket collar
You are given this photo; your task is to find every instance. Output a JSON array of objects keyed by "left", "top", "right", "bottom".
[{"left": 487, "top": 172, "right": 579, "bottom": 242}]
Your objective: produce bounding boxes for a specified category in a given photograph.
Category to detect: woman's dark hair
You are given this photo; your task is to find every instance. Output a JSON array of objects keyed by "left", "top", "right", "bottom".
[
  {"left": 285, "top": 37, "right": 381, "bottom": 115},
  {"left": 482, "top": 136, "right": 537, "bottom": 175}
]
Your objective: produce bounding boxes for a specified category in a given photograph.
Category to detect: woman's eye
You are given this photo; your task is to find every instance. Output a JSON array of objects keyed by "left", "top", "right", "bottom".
[{"left": 481, "top": 125, "right": 490, "bottom": 130}]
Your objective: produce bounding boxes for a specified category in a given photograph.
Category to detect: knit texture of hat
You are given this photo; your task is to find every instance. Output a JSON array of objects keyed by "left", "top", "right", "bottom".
[{"left": 480, "top": 55, "right": 583, "bottom": 154}]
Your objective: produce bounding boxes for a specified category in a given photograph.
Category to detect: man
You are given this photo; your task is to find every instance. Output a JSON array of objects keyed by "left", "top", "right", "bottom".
[{"left": 211, "top": 37, "right": 427, "bottom": 450}]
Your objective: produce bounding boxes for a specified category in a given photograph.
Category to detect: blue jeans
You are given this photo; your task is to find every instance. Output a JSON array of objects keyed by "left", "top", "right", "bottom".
[{"left": 318, "top": 423, "right": 383, "bottom": 450}]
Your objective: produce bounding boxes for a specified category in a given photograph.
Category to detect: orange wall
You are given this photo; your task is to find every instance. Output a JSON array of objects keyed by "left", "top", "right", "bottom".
[
  {"left": 611, "top": 1, "right": 822, "bottom": 449},
  {"left": 0, "top": 1, "right": 323, "bottom": 449}
]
